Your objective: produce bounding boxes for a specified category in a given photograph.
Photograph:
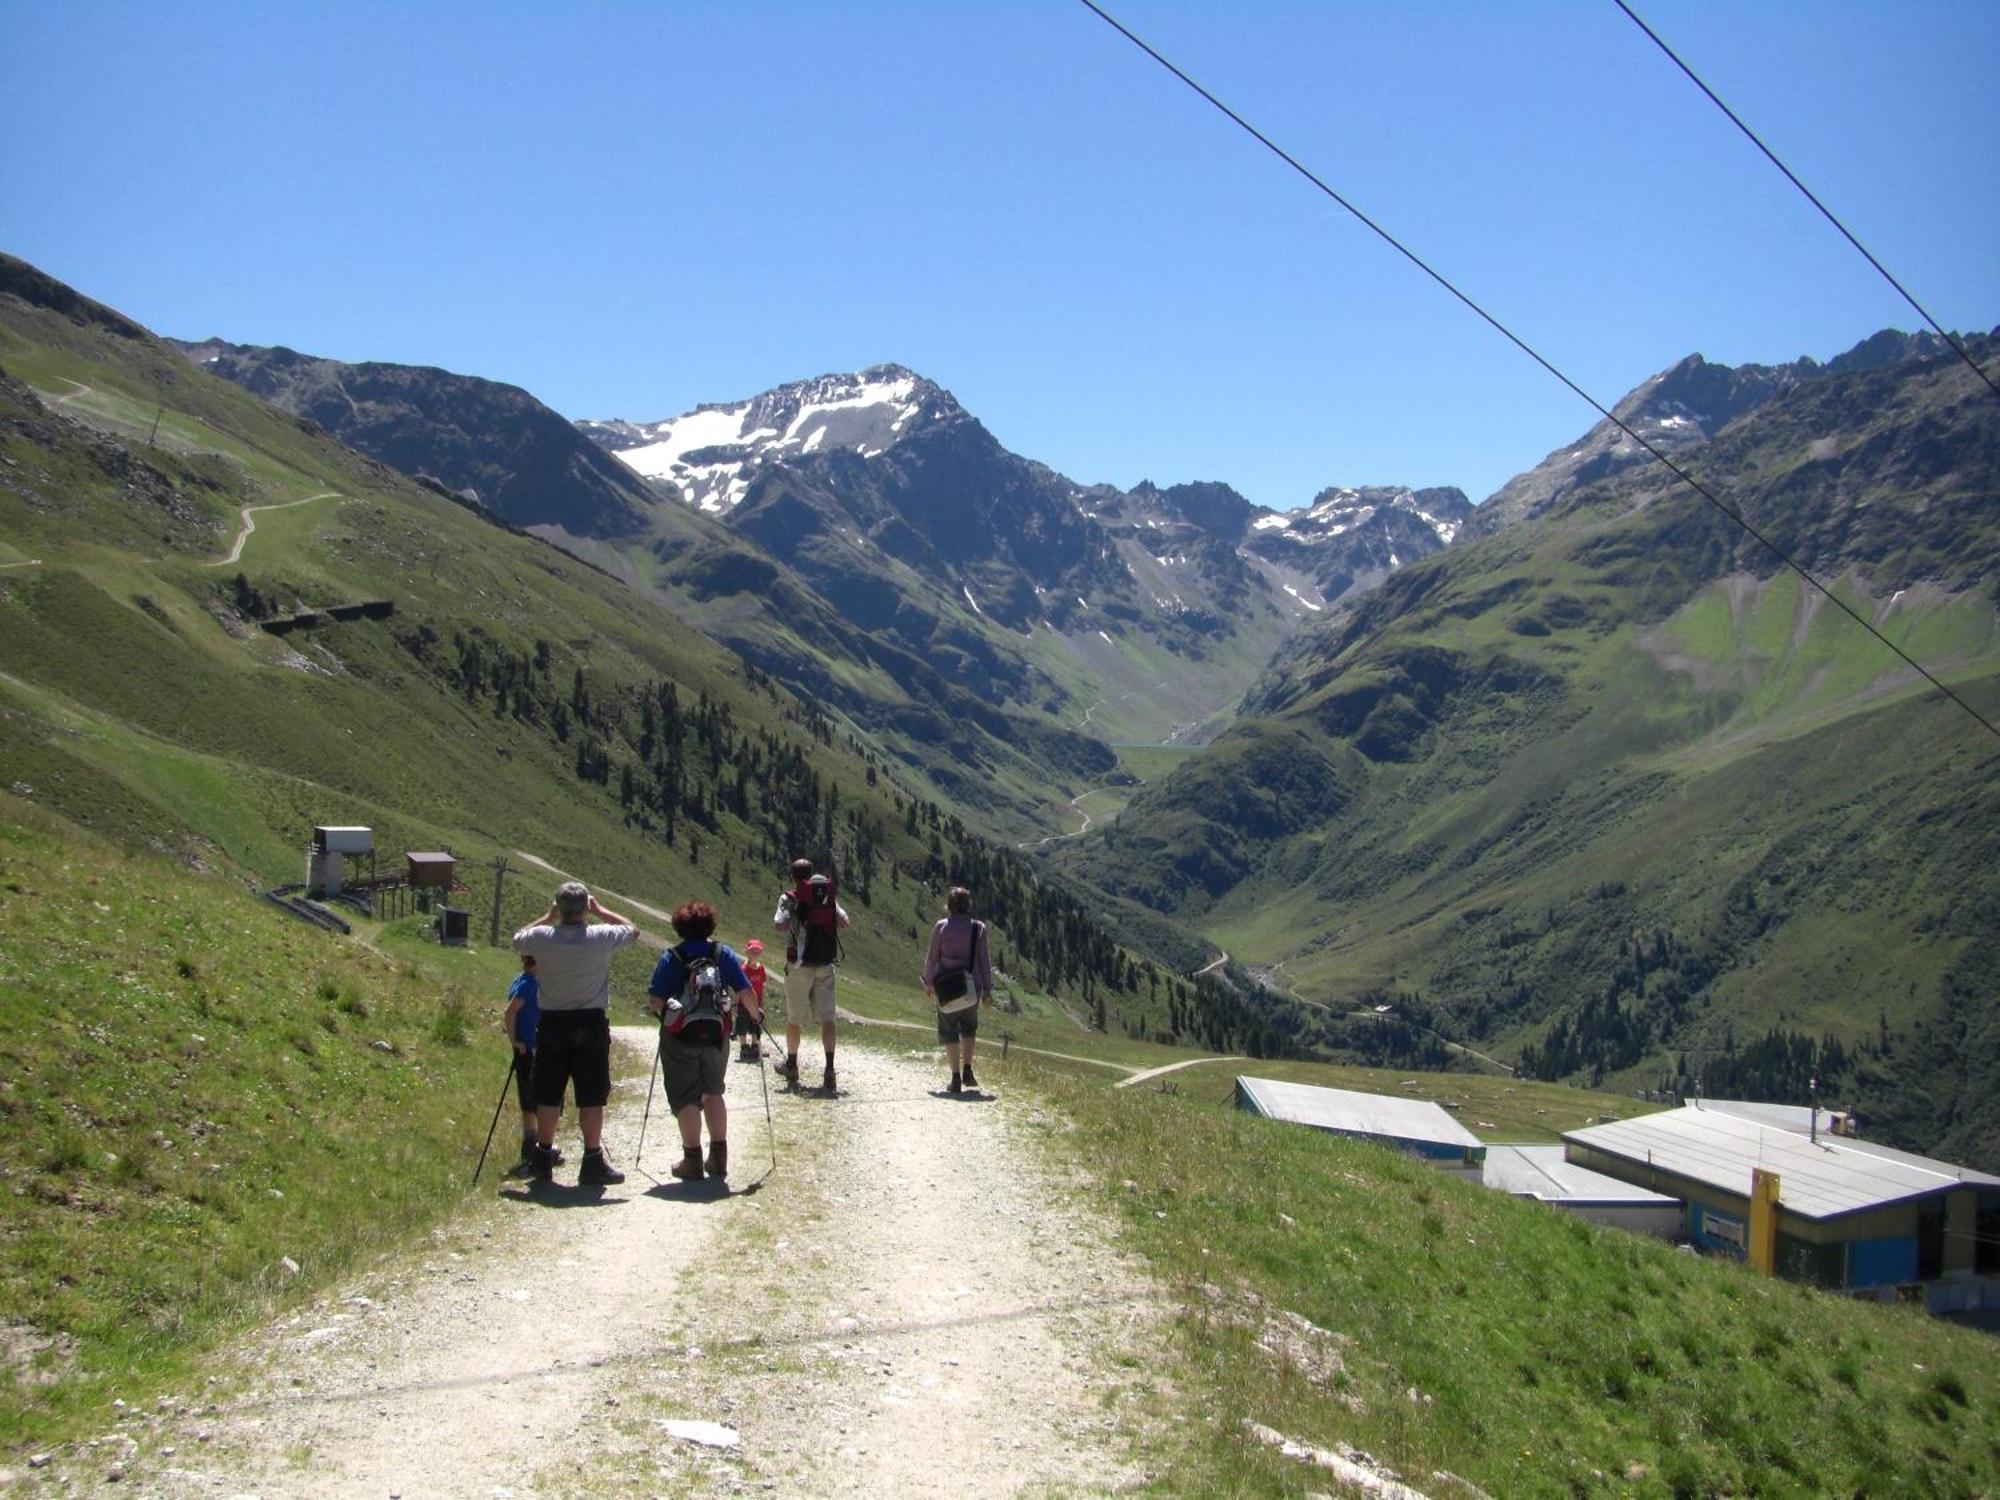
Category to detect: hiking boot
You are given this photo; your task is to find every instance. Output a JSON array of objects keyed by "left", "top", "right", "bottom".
[
  {"left": 778, "top": 1055, "right": 799, "bottom": 1085},
  {"left": 525, "top": 1142, "right": 555, "bottom": 1182},
  {"left": 577, "top": 1149, "right": 625, "bottom": 1186},
  {"left": 705, "top": 1141, "right": 728, "bottom": 1180},
  {"left": 822, "top": 1062, "right": 837, "bottom": 1093},
  {"left": 961, "top": 1064, "right": 978, "bottom": 1090},
  {"left": 670, "top": 1147, "right": 704, "bottom": 1181},
  {"left": 948, "top": 1072, "right": 962, "bottom": 1095}
]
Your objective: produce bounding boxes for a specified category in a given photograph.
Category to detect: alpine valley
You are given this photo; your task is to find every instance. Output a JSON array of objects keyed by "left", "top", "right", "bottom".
[
  {"left": 5, "top": 250, "right": 1997, "bottom": 1172},
  {"left": 174, "top": 339, "right": 1470, "bottom": 839}
]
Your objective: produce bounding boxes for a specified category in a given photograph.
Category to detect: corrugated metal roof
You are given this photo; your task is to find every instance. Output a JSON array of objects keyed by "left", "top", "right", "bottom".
[
  {"left": 1236, "top": 1077, "right": 1483, "bottom": 1151},
  {"left": 1564, "top": 1106, "right": 2000, "bottom": 1220},
  {"left": 1482, "top": 1145, "right": 1679, "bottom": 1206}
]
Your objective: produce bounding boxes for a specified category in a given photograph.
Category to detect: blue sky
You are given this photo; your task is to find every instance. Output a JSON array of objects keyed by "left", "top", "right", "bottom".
[{"left": 3, "top": 1, "right": 1995, "bottom": 508}]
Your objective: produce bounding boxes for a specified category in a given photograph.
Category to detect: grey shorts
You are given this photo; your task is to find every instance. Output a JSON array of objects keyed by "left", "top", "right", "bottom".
[
  {"left": 662, "top": 1035, "right": 727, "bottom": 1115},
  {"left": 936, "top": 1004, "right": 979, "bottom": 1044}
]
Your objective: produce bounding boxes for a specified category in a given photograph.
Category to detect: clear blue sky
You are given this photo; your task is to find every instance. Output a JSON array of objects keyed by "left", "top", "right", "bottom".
[{"left": 3, "top": 1, "right": 1995, "bottom": 508}]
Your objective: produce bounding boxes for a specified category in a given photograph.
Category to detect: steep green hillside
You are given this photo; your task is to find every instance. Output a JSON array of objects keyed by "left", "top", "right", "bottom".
[
  {"left": 0, "top": 798, "right": 513, "bottom": 1445},
  {"left": 1052, "top": 338, "right": 2000, "bottom": 1168},
  {"left": 0, "top": 256, "right": 1243, "bottom": 1057}
]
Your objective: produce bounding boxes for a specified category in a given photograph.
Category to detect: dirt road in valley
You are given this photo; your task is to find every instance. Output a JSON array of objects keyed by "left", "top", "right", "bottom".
[{"left": 120, "top": 1035, "right": 1157, "bottom": 1498}]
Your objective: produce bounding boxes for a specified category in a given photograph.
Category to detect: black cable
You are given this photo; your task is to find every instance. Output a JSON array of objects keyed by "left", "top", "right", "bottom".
[
  {"left": 1614, "top": 0, "right": 2000, "bottom": 406},
  {"left": 1074, "top": 0, "right": 2000, "bottom": 745}
]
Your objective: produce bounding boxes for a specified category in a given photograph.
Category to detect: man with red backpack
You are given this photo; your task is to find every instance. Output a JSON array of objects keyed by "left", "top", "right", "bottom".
[{"left": 772, "top": 857, "right": 849, "bottom": 1092}]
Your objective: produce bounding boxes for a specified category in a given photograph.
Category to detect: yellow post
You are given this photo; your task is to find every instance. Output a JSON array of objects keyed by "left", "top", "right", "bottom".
[{"left": 1749, "top": 1169, "right": 1780, "bottom": 1274}]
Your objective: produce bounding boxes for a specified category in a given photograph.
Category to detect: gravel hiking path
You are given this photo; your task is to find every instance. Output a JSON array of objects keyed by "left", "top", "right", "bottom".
[
  {"left": 204, "top": 492, "right": 341, "bottom": 569},
  {"left": 109, "top": 1033, "right": 1157, "bottom": 1499}
]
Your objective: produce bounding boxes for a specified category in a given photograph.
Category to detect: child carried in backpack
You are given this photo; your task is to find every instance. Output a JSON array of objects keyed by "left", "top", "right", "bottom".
[{"left": 772, "top": 858, "right": 850, "bottom": 1093}]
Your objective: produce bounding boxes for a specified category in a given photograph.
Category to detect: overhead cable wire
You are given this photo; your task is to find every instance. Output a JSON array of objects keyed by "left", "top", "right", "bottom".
[
  {"left": 1614, "top": 0, "right": 2000, "bottom": 406},
  {"left": 1073, "top": 0, "right": 2000, "bottom": 746}
]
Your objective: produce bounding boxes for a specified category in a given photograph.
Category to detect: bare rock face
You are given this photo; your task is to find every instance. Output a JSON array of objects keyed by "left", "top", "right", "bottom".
[{"left": 170, "top": 338, "right": 668, "bottom": 540}]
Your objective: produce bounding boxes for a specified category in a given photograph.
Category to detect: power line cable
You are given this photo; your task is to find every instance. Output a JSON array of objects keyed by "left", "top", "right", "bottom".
[
  {"left": 1613, "top": 0, "right": 2000, "bottom": 407},
  {"left": 1073, "top": 0, "right": 2000, "bottom": 746}
]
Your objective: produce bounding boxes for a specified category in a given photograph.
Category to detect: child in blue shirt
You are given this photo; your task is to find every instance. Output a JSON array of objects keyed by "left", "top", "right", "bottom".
[{"left": 503, "top": 955, "right": 557, "bottom": 1170}]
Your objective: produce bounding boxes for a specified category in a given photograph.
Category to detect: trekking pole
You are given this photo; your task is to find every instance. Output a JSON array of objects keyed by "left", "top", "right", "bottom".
[
  {"left": 757, "top": 1028, "right": 778, "bottom": 1178},
  {"left": 635, "top": 1017, "right": 665, "bottom": 1169},
  {"left": 473, "top": 1053, "right": 518, "bottom": 1186}
]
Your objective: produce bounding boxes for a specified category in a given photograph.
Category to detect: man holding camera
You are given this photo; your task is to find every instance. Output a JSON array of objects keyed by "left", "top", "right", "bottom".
[{"left": 512, "top": 881, "right": 637, "bottom": 1185}]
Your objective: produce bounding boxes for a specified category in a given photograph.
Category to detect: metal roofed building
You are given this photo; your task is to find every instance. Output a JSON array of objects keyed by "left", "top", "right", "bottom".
[
  {"left": 1565, "top": 1106, "right": 2000, "bottom": 1311},
  {"left": 1481, "top": 1145, "right": 1682, "bottom": 1238},
  {"left": 1235, "top": 1078, "right": 1486, "bottom": 1177}
]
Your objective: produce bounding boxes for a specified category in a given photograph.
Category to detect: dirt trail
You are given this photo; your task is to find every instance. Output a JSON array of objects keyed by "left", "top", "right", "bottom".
[
  {"left": 122, "top": 1034, "right": 1154, "bottom": 1498},
  {"left": 204, "top": 492, "right": 340, "bottom": 569}
]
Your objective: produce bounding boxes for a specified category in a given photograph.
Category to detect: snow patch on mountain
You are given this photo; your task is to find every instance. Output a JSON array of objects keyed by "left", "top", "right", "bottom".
[{"left": 584, "top": 366, "right": 946, "bottom": 514}]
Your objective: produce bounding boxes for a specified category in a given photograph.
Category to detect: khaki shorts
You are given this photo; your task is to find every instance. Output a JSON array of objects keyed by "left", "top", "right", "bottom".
[{"left": 783, "top": 963, "right": 838, "bottom": 1025}]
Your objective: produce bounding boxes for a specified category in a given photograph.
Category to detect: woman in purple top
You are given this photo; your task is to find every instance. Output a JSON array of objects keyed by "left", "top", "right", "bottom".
[{"left": 921, "top": 886, "right": 993, "bottom": 1095}]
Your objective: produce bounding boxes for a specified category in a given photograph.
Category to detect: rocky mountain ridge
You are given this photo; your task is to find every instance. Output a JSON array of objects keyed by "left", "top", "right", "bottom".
[
  {"left": 588, "top": 371, "right": 1471, "bottom": 613},
  {"left": 1470, "top": 329, "right": 1966, "bottom": 536},
  {"left": 170, "top": 337, "right": 672, "bottom": 540}
]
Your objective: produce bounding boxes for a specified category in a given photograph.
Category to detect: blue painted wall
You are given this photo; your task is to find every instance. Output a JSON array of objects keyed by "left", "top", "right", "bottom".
[{"left": 1848, "top": 1236, "right": 1919, "bottom": 1289}]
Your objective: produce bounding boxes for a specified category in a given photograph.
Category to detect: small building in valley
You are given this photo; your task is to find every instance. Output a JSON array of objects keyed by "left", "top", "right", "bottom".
[
  {"left": 1234, "top": 1077, "right": 1486, "bottom": 1177},
  {"left": 1564, "top": 1105, "right": 2000, "bottom": 1312},
  {"left": 1481, "top": 1145, "right": 1683, "bottom": 1237}
]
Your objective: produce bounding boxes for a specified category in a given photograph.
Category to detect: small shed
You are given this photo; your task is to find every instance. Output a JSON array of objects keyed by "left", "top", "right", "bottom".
[
  {"left": 1564, "top": 1106, "right": 2000, "bottom": 1309},
  {"left": 1481, "top": 1144, "right": 1682, "bottom": 1238},
  {"left": 306, "top": 825, "right": 374, "bottom": 898},
  {"left": 405, "top": 851, "right": 458, "bottom": 890},
  {"left": 1235, "top": 1077, "right": 1486, "bottom": 1176}
]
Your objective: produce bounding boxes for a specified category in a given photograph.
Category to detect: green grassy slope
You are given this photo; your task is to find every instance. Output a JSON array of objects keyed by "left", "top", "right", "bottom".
[
  {"left": 0, "top": 798, "right": 514, "bottom": 1447},
  {"left": 1051, "top": 341, "right": 2000, "bottom": 1168}
]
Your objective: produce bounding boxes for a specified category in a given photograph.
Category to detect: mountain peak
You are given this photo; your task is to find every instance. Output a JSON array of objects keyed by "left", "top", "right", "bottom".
[{"left": 582, "top": 365, "right": 968, "bottom": 514}]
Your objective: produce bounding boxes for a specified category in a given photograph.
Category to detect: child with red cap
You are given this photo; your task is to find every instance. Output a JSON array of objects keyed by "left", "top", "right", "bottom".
[{"left": 737, "top": 939, "right": 769, "bottom": 1061}]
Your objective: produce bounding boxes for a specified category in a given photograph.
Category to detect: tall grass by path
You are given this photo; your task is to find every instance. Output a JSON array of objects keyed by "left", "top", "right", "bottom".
[{"left": 0, "top": 800, "right": 517, "bottom": 1451}]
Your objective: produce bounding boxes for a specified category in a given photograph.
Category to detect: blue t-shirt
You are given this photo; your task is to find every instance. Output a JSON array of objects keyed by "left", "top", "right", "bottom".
[
  {"left": 506, "top": 971, "right": 540, "bottom": 1050},
  {"left": 647, "top": 939, "right": 751, "bottom": 1004}
]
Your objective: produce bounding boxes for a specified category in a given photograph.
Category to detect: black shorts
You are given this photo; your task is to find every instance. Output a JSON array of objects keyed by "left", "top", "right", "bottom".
[
  {"left": 532, "top": 1010, "right": 612, "bottom": 1110},
  {"left": 936, "top": 1005, "right": 979, "bottom": 1044},
  {"left": 511, "top": 1048, "right": 537, "bottom": 1113}
]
